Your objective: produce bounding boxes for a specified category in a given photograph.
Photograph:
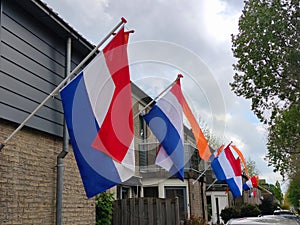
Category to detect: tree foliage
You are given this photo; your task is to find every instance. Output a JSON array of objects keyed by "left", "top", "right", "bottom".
[
  {"left": 244, "top": 157, "right": 260, "bottom": 176},
  {"left": 231, "top": 0, "right": 299, "bottom": 124},
  {"left": 266, "top": 103, "right": 300, "bottom": 177},
  {"left": 198, "top": 117, "right": 223, "bottom": 150},
  {"left": 268, "top": 181, "right": 284, "bottom": 203},
  {"left": 231, "top": 0, "right": 300, "bottom": 178},
  {"left": 286, "top": 175, "right": 300, "bottom": 208}
]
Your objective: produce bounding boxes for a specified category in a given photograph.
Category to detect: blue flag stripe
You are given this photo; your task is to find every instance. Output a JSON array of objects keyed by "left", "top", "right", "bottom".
[
  {"left": 211, "top": 158, "right": 226, "bottom": 181},
  {"left": 226, "top": 178, "right": 242, "bottom": 198},
  {"left": 60, "top": 72, "right": 121, "bottom": 198},
  {"left": 143, "top": 105, "right": 184, "bottom": 180}
]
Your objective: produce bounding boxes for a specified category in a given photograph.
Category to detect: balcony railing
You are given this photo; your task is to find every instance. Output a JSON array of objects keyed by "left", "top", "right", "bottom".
[{"left": 137, "top": 142, "right": 208, "bottom": 179}]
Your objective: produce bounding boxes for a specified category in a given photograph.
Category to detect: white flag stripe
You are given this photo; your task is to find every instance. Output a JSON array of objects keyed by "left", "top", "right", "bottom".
[{"left": 83, "top": 52, "right": 115, "bottom": 128}]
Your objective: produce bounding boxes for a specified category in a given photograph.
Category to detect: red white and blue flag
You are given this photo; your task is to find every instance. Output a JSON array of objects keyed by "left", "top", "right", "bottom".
[
  {"left": 211, "top": 145, "right": 243, "bottom": 197},
  {"left": 243, "top": 176, "right": 259, "bottom": 191},
  {"left": 143, "top": 78, "right": 185, "bottom": 180},
  {"left": 249, "top": 190, "right": 257, "bottom": 198},
  {"left": 60, "top": 27, "right": 135, "bottom": 198}
]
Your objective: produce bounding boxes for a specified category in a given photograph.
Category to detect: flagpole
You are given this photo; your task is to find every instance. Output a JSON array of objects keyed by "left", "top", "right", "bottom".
[
  {"left": 133, "top": 74, "right": 183, "bottom": 119},
  {"left": 0, "top": 17, "right": 127, "bottom": 151},
  {"left": 258, "top": 184, "right": 273, "bottom": 195},
  {"left": 192, "top": 165, "right": 211, "bottom": 185},
  {"left": 206, "top": 179, "right": 218, "bottom": 190}
]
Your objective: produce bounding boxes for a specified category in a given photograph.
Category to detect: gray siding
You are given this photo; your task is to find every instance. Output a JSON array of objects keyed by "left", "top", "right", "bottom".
[{"left": 0, "top": 0, "right": 90, "bottom": 137}]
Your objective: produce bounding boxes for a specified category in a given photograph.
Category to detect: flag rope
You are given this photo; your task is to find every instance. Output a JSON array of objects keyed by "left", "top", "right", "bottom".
[{"left": 0, "top": 17, "right": 127, "bottom": 151}]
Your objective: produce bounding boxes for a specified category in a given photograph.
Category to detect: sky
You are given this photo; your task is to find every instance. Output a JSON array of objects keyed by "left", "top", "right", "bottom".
[{"left": 41, "top": 0, "right": 287, "bottom": 190}]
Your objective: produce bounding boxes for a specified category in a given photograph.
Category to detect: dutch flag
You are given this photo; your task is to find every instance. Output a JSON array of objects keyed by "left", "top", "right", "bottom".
[
  {"left": 143, "top": 78, "right": 185, "bottom": 180},
  {"left": 60, "top": 27, "right": 135, "bottom": 198},
  {"left": 211, "top": 145, "right": 243, "bottom": 198}
]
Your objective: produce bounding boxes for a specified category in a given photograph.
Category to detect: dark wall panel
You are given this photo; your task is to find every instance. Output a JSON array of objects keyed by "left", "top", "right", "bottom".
[
  {"left": 1, "top": 13, "right": 66, "bottom": 73},
  {"left": 0, "top": 102, "right": 63, "bottom": 136},
  {"left": 1, "top": 27, "right": 65, "bottom": 81},
  {"left": 1, "top": 57, "right": 62, "bottom": 102},
  {"left": 0, "top": 0, "right": 88, "bottom": 137},
  {"left": 1, "top": 75, "right": 63, "bottom": 114},
  {"left": 1, "top": 43, "right": 63, "bottom": 89}
]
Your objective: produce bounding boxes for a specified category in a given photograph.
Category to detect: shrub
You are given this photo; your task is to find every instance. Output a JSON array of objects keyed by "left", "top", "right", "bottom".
[
  {"left": 95, "top": 191, "right": 114, "bottom": 225},
  {"left": 186, "top": 215, "right": 206, "bottom": 225},
  {"left": 258, "top": 196, "right": 278, "bottom": 215},
  {"left": 220, "top": 207, "right": 240, "bottom": 224},
  {"left": 240, "top": 203, "right": 261, "bottom": 217}
]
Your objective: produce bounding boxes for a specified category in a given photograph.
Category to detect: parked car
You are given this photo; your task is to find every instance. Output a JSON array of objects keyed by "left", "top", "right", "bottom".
[
  {"left": 274, "top": 209, "right": 300, "bottom": 223},
  {"left": 226, "top": 215, "right": 300, "bottom": 225},
  {"left": 274, "top": 210, "right": 294, "bottom": 215}
]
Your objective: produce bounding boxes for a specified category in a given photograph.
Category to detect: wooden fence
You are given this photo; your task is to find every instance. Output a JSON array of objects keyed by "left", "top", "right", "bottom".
[{"left": 113, "top": 197, "right": 180, "bottom": 225}]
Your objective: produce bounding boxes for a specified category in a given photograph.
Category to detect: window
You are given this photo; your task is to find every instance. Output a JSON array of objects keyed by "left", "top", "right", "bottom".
[
  {"left": 144, "top": 186, "right": 158, "bottom": 198},
  {"left": 206, "top": 195, "right": 212, "bottom": 221},
  {"left": 117, "top": 186, "right": 130, "bottom": 199}
]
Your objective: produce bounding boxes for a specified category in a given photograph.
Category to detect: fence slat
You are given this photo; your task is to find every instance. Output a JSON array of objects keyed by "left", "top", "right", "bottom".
[
  {"left": 175, "top": 197, "right": 180, "bottom": 225},
  {"left": 113, "top": 197, "right": 179, "bottom": 225},
  {"left": 157, "top": 198, "right": 163, "bottom": 225},
  {"left": 147, "top": 198, "right": 154, "bottom": 225}
]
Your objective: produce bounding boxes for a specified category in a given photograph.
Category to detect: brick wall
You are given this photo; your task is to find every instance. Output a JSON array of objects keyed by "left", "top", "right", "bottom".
[
  {"left": 0, "top": 119, "right": 95, "bottom": 225},
  {"left": 188, "top": 179, "right": 202, "bottom": 217},
  {"left": 188, "top": 179, "right": 208, "bottom": 221}
]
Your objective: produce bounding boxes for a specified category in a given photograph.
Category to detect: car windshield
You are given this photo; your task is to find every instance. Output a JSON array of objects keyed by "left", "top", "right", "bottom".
[
  {"left": 274, "top": 210, "right": 294, "bottom": 215},
  {"left": 226, "top": 215, "right": 300, "bottom": 225}
]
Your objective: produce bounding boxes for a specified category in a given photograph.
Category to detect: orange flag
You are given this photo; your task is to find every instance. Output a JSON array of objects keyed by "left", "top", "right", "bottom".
[{"left": 181, "top": 93, "right": 211, "bottom": 161}]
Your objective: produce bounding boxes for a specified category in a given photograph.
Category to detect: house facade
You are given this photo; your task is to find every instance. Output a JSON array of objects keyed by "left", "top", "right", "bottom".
[
  {"left": 1, "top": 0, "right": 96, "bottom": 224},
  {"left": 0, "top": 0, "right": 208, "bottom": 224}
]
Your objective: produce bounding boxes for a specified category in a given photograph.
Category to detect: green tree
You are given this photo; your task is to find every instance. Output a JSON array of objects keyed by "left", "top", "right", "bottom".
[
  {"left": 266, "top": 103, "right": 300, "bottom": 177},
  {"left": 231, "top": 0, "right": 300, "bottom": 177},
  {"left": 244, "top": 157, "right": 260, "bottom": 177},
  {"left": 282, "top": 191, "right": 291, "bottom": 210},
  {"left": 231, "top": 0, "right": 299, "bottom": 124},
  {"left": 198, "top": 117, "right": 223, "bottom": 150},
  {"left": 286, "top": 176, "right": 300, "bottom": 208},
  {"left": 268, "top": 181, "right": 284, "bottom": 203}
]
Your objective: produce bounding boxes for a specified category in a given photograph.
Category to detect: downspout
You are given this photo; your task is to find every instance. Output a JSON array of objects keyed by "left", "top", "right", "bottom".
[
  {"left": 56, "top": 37, "right": 71, "bottom": 225},
  {"left": 200, "top": 178, "right": 206, "bottom": 220}
]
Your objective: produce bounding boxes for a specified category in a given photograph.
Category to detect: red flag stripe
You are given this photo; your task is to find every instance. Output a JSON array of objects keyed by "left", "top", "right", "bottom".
[{"left": 92, "top": 27, "right": 133, "bottom": 163}]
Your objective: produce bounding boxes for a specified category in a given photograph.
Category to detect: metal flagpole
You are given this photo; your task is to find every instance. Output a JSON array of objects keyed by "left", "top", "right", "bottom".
[
  {"left": 133, "top": 74, "right": 183, "bottom": 119},
  {"left": 258, "top": 184, "right": 273, "bottom": 195},
  {"left": 0, "top": 17, "right": 127, "bottom": 151},
  {"left": 206, "top": 178, "right": 218, "bottom": 190},
  {"left": 192, "top": 165, "right": 211, "bottom": 185}
]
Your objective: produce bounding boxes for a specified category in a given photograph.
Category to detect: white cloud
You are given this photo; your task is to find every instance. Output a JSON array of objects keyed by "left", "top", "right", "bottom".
[{"left": 201, "top": 0, "right": 240, "bottom": 43}]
